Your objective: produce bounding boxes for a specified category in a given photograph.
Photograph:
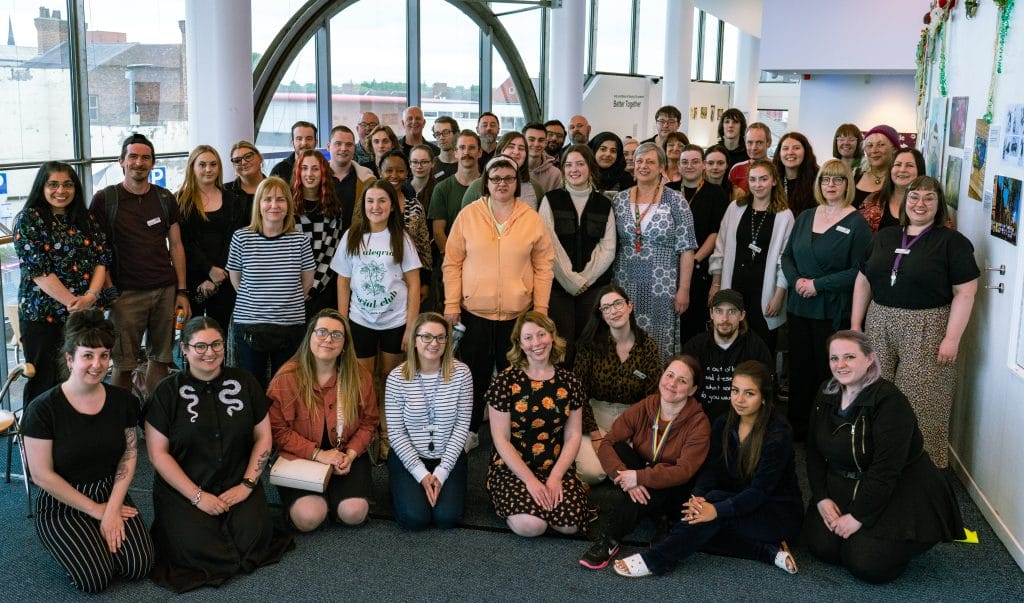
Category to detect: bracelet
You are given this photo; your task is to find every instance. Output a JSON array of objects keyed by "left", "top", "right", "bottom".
[
  {"left": 241, "top": 477, "right": 257, "bottom": 490},
  {"left": 176, "top": 288, "right": 189, "bottom": 296},
  {"left": 191, "top": 487, "right": 202, "bottom": 507}
]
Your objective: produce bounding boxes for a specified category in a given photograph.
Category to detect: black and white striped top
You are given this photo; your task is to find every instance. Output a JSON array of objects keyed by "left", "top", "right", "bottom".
[
  {"left": 384, "top": 361, "right": 472, "bottom": 484},
  {"left": 226, "top": 228, "right": 315, "bottom": 325}
]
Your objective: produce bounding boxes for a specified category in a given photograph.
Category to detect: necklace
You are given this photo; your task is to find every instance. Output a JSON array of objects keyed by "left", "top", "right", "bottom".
[
  {"left": 869, "top": 170, "right": 885, "bottom": 185},
  {"left": 416, "top": 371, "right": 442, "bottom": 452},
  {"left": 748, "top": 205, "right": 770, "bottom": 256},
  {"left": 631, "top": 184, "right": 663, "bottom": 253}
]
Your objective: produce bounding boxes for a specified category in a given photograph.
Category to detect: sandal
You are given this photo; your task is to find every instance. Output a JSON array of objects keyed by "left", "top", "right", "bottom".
[
  {"left": 774, "top": 541, "right": 798, "bottom": 575},
  {"left": 613, "top": 554, "right": 652, "bottom": 578}
]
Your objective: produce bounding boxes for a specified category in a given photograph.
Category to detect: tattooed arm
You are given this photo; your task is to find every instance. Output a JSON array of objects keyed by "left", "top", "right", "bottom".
[
  {"left": 98, "top": 428, "right": 140, "bottom": 553},
  {"left": 219, "top": 416, "right": 274, "bottom": 508}
]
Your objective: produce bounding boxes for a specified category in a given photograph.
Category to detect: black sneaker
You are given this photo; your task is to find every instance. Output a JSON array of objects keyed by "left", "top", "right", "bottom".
[{"left": 579, "top": 537, "right": 620, "bottom": 570}]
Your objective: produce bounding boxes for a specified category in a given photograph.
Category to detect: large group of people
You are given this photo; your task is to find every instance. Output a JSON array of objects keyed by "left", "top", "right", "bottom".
[{"left": 13, "top": 105, "right": 976, "bottom": 592}]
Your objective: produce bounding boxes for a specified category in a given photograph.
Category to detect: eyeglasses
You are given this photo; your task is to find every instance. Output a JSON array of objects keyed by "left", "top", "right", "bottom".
[
  {"left": 358, "top": 121, "right": 379, "bottom": 129},
  {"left": 432, "top": 129, "right": 452, "bottom": 138},
  {"left": 488, "top": 176, "right": 517, "bottom": 184},
  {"left": 312, "top": 328, "right": 345, "bottom": 341},
  {"left": 231, "top": 151, "right": 257, "bottom": 165},
  {"left": 409, "top": 159, "right": 433, "bottom": 166},
  {"left": 45, "top": 181, "right": 75, "bottom": 190},
  {"left": 599, "top": 299, "right": 628, "bottom": 314},
  {"left": 819, "top": 176, "right": 847, "bottom": 184},
  {"left": 906, "top": 192, "right": 939, "bottom": 204},
  {"left": 656, "top": 118, "right": 679, "bottom": 126},
  {"left": 185, "top": 340, "right": 225, "bottom": 353},
  {"left": 416, "top": 333, "right": 448, "bottom": 344}
]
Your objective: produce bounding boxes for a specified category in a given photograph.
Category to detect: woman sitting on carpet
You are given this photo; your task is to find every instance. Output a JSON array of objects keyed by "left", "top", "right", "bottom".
[{"left": 145, "top": 316, "right": 293, "bottom": 592}]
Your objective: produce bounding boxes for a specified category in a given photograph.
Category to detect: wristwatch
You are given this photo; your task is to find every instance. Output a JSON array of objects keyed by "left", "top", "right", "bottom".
[{"left": 241, "top": 477, "right": 257, "bottom": 490}]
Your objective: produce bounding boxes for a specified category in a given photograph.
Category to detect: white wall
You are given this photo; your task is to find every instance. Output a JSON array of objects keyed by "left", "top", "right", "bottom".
[
  {"left": 697, "top": 0, "right": 762, "bottom": 36},
  {"left": 932, "top": 1, "right": 1024, "bottom": 570},
  {"left": 580, "top": 74, "right": 732, "bottom": 146},
  {"left": 796, "top": 74, "right": 917, "bottom": 159},
  {"left": 760, "top": 0, "right": 926, "bottom": 72}
]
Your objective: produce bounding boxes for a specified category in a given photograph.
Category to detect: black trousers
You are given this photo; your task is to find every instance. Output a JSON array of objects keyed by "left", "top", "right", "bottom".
[
  {"left": 600, "top": 441, "right": 691, "bottom": 542},
  {"left": 458, "top": 312, "right": 516, "bottom": 433},
  {"left": 20, "top": 319, "right": 64, "bottom": 406},
  {"left": 547, "top": 286, "right": 601, "bottom": 368},
  {"left": 786, "top": 313, "right": 837, "bottom": 440}
]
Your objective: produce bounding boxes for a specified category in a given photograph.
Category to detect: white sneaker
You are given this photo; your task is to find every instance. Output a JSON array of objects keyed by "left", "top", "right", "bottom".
[{"left": 464, "top": 431, "right": 480, "bottom": 454}]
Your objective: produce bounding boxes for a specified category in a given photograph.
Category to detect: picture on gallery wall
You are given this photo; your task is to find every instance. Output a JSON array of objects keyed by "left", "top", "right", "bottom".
[
  {"left": 1003, "top": 104, "right": 1024, "bottom": 166},
  {"left": 925, "top": 97, "right": 948, "bottom": 179},
  {"left": 992, "top": 175, "right": 1021, "bottom": 245},
  {"left": 898, "top": 132, "right": 919, "bottom": 148},
  {"left": 709, "top": 105, "right": 716, "bottom": 121},
  {"left": 948, "top": 97, "right": 969, "bottom": 149},
  {"left": 970, "top": 118, "right": 988, "bottom": 201},
  {"left": 945, "top": 155, "right": 962, "bottom": 214}
]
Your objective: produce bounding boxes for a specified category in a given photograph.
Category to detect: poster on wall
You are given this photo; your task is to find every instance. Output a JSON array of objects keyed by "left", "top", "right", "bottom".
[
  {"left": 969, "top": 119, "right": 988, "bottom": 200},
  {"left": 709, "top": 105, "right": 716, "bottom": 122},
  {"left": 925, "top": 97, "right": 948, "bottom": 179},
  {"left": 992, "top": 174, "right": 1021, "bottom": 245},
  {"left": 945, "top": 156, "right": 962, "bottom": 214},
  {"left": 948, "top": 97, "right": 969, "bottom": 149},
  {"left": 1003, "top": 104, "right": 1024, "bottom": 166}
]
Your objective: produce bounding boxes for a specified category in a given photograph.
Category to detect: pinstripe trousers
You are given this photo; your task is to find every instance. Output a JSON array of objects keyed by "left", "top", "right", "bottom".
[{"left": 35, "top": 476, "right": 154, "bottom": 593}]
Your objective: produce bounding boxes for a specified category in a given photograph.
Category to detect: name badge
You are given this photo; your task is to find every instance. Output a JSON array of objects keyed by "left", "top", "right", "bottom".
[
  {"left": 748, "top": 243, "right": 762, "bottom": 254},
  {"left": 632, "top": 370, "right": 648, "bottom": 380},
  {"left": 425, "top": 424, "right": 436, "bottom": 434},
  {"left": 895, "top": 248, "right": 911, "bottom": 255},
  {"left": 146, "top": 217, "right": 162, "bottom": 227},
  {"left": 836, "top": 225, "right": 851, "bottom": 234}
]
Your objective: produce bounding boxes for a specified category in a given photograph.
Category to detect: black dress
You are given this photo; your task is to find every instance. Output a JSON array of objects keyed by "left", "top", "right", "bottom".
[
  {"left": 677, "top": 181, "right": 728, "bottom": 342},
  {"left": 732, "top": 208, "right": 776, "bottom": 350},
  {"left": 146, "top": 368, "right": 293, "bottom": 592}
]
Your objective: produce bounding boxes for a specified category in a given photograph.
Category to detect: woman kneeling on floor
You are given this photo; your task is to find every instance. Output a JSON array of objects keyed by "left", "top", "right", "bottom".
[
  {"left": 485, "top": 311, "right": 590, "bottom": 537},
  {"left": 580, "top": 355, "right": 711, "bottom": 571},
  {"left": 146, "top": 316, "right": 293, "bottom": 592},
  {"left": 268, "top": 309, "right": 379, "bottom": 531},
  {"left": 611, "top": 360, "right": 803, "bottom": 577},
  {"left": 385, "top": 313, "right": 473, "bottom": 529},
  {"left": 801, "top": 330, "right": 963, "bottom": 584}
]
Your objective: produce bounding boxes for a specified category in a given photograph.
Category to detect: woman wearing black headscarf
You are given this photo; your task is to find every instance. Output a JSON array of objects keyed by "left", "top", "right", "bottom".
[{"left": 589, "top": 132, "right": 634, "bottom": 194}]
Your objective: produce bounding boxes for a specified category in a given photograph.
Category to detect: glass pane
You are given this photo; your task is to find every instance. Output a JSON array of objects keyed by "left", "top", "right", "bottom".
[
  {"left": 90, "top": 156, "right": 189, "bottom": 194},
  {"left": 721, "top": 22, "right": 738, "bottom": 82},
  {"left": 691, "top": 8, "right": 700, "bottom": 80},
  {"left": 1, "top": 3, "right": 75, "bottom": 163},
  {"left": 328, "top": 0, "right": 407, "bottom": 136},
  {"left": 251, "top": 0, "right": 307, "bottom": 69},
  {"left": 83, "top": 0, "right": 188, "bottom": 157},
  {"left": 593, "top": 0, "right": 631, "bottom": 73},
  {"left": 491, "top": 2, "right": 543, "bottom": 133},
  {"left": 492, "top": 48, "right": 525, "bottom": 135},
  {"left": 420, "top": 0, "right": 479, "bottom": 143},
  {"left": 636, "top": 0, "right": 666, "bottom": 77},
  {"left": 1, "top": 167, "right": 36, "bottom": 403},
  {"left": 257, "top": 35, "right": 318, "bottom": 168},
  {"left": 700, "top": 14, "right": 719, "bottom": 81}
]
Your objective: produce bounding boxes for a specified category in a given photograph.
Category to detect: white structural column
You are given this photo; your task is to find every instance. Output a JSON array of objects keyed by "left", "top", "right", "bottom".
[
  {"left": 733, "top": 31, "right": 760, "bottom": 122},
  {"left": 662, "top": 0, "right": 695, "bottom": 117},
  {"left": 185, "top": 0, "right": 255, "bottom": 161},
  {"left": 546, "top": 0, "right": 586, "bottom": 121}
]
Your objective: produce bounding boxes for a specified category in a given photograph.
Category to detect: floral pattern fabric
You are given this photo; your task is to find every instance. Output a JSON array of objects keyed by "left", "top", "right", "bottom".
[
  {"left": 484, "top": 366, "right": 589, "bottom": 527},
  {"left": 13, "top": 209, "right": 111, "bottom": 323}
]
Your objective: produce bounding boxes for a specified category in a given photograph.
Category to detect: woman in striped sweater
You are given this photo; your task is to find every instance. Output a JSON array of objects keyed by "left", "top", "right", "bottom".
[
  {"left": 227, "top": 176, "right": 315, "bottom": 387},
  {"left": 385, "top": 313, "right": 473, "bottom": 529}
]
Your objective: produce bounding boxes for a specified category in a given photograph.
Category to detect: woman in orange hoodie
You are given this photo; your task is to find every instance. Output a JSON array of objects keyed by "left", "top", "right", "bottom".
[{"left": 442, "top": 156, "right": 554, "bottom": 452}]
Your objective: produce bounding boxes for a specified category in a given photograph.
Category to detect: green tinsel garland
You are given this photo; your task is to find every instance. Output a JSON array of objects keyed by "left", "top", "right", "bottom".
[{"left": 985, "top": 0, "right": 1016, "bottom": 123}]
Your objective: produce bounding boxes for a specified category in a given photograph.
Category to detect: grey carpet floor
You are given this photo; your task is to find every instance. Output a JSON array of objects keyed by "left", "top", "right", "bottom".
[{"left": 2, "top": 428, "right": 1023, "bottom": 601}]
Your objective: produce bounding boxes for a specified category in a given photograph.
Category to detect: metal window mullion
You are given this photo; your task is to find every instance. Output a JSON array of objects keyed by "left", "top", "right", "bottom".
[
  {"left": 715, "top": 17, "right": 724, "bottom": 82},
  {"left": 538, "top": 3, "right": 548, "bottom": 110},
  {"left": 695, "top": 9, "right": 704, "bottom": 81},
  {"left": 586, "top": 0, "right": 596, "bottom": 75},
  {"left": 408, "top": 0, "right": 421, "bottom": 107},
  {"left": 69, "top": 0, "right": 93, "bottom": 196},
  {"left": 629, "top": 0, "right": 639, "bottom": 74},
  {"left": 315, "top": 21, "right": 332, "bottom": 146},
  {"left": 480, "top": 27, "right": 493, "bottom": 113}
]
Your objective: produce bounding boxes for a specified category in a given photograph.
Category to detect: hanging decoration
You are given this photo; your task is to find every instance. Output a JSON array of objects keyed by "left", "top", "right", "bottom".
[{"left": 984, "top": 0, "right": 1016, "bottom": 123}]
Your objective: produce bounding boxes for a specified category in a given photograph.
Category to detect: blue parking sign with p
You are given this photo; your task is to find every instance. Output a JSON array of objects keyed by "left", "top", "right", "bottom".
[
  {"left": 0, "top": 172, "right": 7, "bottom": 195},
  {"left": 149, "top": 166, "right": 166, "bottom": 187}
]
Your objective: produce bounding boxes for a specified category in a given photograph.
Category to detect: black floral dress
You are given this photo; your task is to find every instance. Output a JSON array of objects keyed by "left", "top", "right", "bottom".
[{"left": 485, "top": 366, "right": 589, "bottom": 527}]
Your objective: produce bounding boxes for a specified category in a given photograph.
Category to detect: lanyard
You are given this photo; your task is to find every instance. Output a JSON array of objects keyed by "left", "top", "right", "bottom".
[
  {"left": 685, "top": 179, "right": 705, "bottom": 202},
  {"left": 890, "top": 225, "right": 933, "bottom": 286},
  {"left": 650, "top": 407, "right": 676, "bottom": 462},
  {"left": 417, "top": 371, "right": 441, "bottom": 452},
  {"left": 631, "top": 184, "right": 663, "bottom": 253}
]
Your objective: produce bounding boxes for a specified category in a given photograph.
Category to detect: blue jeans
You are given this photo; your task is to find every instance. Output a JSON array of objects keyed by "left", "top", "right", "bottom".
[
  {"left": 387, "top": 451, "right": 467, "bottom": 530},
  {"left": 232, "top": 323, "right": 304, "bottom": 389}
]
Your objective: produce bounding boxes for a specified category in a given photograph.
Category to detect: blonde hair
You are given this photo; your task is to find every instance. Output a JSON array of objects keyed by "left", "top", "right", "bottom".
[
  {"left": 506, "top": 311, "right": 567, "bottom": 369},
  {"left": 248, "top": 176, "right": 297, "bottom": 233},
  {"left": 177, "top": 144, "right": 224, "bottom": 221},
  {"left": 814, "top": 159, "right": 856, "bottom": 207},
  {"left": 290, "top": 309, "right": 362, "bottom": 428},
  {"left": 400, "top": 313, "right": 457, "bottom": 382}
]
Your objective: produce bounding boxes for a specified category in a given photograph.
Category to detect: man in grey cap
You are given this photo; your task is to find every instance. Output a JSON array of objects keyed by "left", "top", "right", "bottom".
[{"left": 681, "top": 288, "right": 772, "bottom": 419}]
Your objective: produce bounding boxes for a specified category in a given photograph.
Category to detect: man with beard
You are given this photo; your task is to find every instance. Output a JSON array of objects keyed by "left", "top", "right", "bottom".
[
  {"left": 568, "top": 114, "right": 591, "bottom": 145},
  {"left": 428, "top": 130, "right": 482, "bottom": 308},
  {"left": 476, "top": 111, "right": 500, "bottom": 171},
  {"left": 270, "top": 120, "right": 318, "bottom": 182},
  {"left": 544, "top": 119, "right": 566, "bottom": 159},
  {"left": 681, "top": 289, "right": 771, "bottom": 419}
]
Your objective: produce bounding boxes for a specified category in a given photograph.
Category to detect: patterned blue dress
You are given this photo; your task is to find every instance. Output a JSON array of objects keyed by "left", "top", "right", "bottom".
[{"left": 612, "top": 186, "right": 697, "bottom": 365}]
